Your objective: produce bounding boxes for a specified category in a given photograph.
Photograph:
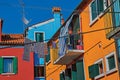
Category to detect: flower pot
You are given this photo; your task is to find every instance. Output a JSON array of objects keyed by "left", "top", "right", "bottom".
[{"left": 76, "top": 45, "right": 83, "bottom": 50}]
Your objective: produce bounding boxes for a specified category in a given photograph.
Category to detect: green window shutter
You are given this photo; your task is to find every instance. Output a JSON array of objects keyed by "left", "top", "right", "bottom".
[
  {"left": 91, "top": 0, "right": 97, "bottom": 21},
  {"left": 97, "top": 0, "right": 104, "bottom": 15},
  {"left": 108, "top": 56, "right": 115, "bottom": 70},
  {"left": 0, "top": 57, "right": 3, "bottom": 74},
  {"left": 72, "top": 64, "right": 77, "bottom": 80},
  {"left": 88, "top": 64, "right": 99, "bottom": 78},
  {"left": 36, "top": 33, "right": 44, "bottom": 42},
  {"left": 39, "top": 33, "right": 43, "bottom": 42},
  {"left": 46, "top": 47, "right": 50, "bottom": 62},
  {"left": 13, "top": 57, "right": 18, "bottom": 74},
  {"left": 65, "top": 69, "right": 71, "bottom": 80},
  {"left": 46, "top": 53, "right": 50, "bottom": 62},
  {"left": 76, "top": 60, "right": 85, "bottom": 80},
  {"left": 60, "top": 72, "right": 65, "bottom": 80}
]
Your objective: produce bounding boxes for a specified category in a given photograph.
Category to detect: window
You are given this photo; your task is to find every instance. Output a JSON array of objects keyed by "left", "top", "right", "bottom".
[
  {"left": 105, "top": 52, "right": 117, "bottom": 74},
  {"left": 60, "top": 71, "right": 65, "bottom": 80},
  {"left": 95, "top": 59, "right": 104, "bottom": 75},
  {"left": 34, "top": 66, "right": 44, "bottom": 77},
  {"left": 89, "top": 59, "right": 104, "bottom": 79},
  {"left": 40, "top": 58, "right": 44, "bottom": 65},
  {"left": 67, "top": 15, "right": 81, "bottom": 49},
  {"left": 3, "top": 58, "right": 13, "bottom": 73},
  {"left": 35, "top": 32, "right": 44, "bottom": 42},
  {"left": 90, "top": 0, "right": 105, "bottom": 22},
  {"left": 72, "top": 64, "right": 77, "bottom": 80},
  {"left": 0, "top": 57, "right": 18, "bottom": 75},
  {"left": 104, "top": 0, "right": 114, "bottom": 7},
  {"left": 65, "top": 68, "right": 71, "bottom": 80}
]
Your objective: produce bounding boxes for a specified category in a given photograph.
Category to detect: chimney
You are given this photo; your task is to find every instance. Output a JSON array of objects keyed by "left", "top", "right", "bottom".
[
  {"left": 0, "top": 19, "right": 3, "bottom": 42},
  {"left": 52, "top": 7, "right": 61, "bottom": 13},
  {"left": 52, "top": 7, "right": 61, "bottom": 29}
]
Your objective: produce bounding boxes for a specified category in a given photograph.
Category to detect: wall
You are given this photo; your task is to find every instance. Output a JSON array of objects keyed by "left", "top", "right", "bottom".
[
  {"left": 80, "top": 2, "right": 119, "bottom": 80},
  {"left": 0, "top": 48, "right": 34, "bottom": 80},
  {"left": 46, "top": 48, "right": 66, "bottom": 80}
]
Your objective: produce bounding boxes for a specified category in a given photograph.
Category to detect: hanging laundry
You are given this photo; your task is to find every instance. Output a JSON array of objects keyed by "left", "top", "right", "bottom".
[
  {"left": 59, "top": 14, "right": 74, "bottom": 57},
  {"left": 23, "top": 38, "right": 32, "bottom": 61},
  {"left": 52, "top": 41, "right": 57, "bottom": 48},
  {"left": 34, "top": 42, "right": 45, "bottom": 58},
  {"left": 44, "top": 43, "right": 48, "bottom": 55}
]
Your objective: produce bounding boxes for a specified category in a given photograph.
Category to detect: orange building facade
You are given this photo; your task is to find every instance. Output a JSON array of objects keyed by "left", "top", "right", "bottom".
[{"left": 46, "top": 0, "right": 120, "bottom": 80}]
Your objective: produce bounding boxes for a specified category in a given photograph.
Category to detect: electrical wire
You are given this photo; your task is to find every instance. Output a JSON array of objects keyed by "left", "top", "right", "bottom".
[
  {"left": 0, "top": 27, "right": 113, "bottom": 49},
  {"left": 0, "top": 0, "right": 118, "bottom": 13}
]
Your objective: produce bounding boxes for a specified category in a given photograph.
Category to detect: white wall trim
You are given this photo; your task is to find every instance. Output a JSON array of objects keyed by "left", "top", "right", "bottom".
[
  {"left": 94, "top": 58, "right": 105, "bottom": 80},
  {"left": 29, "top": 19, "right": 54, "bottom": 30},
  {"left": 105, "top": 51, "right": 117, "bottom": 72},
  {"left": 89, "top": 0, "right": 106, "bottom": 26}
]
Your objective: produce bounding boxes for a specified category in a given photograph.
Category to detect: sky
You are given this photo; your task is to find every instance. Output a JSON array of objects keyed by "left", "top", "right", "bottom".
[{"left": 0, "top": 0, "right": 82, "bottom": 34}]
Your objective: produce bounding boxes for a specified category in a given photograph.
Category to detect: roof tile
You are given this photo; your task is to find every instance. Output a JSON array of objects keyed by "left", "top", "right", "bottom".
[{"left": 0, "top": 34, "right": 24, "bottom": 46}]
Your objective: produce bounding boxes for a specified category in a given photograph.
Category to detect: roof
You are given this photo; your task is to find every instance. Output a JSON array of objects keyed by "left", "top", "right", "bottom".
[{"left": 0, "top": 34, "right": 24, "bottom": 46}]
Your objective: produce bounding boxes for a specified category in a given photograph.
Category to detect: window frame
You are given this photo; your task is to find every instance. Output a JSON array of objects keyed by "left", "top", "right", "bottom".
[
  {"left": 34, "top": 65, "right": 45, "bottom": 78},
  {"left": 105, "top": 52, "right": 117, "bottom": 75},
  {"left": 94, "top": 58, "right": 105, "bottom": 80},
  {"left": 60, "top": 70, "right": 65, "bottom": 80},
  {"left": 1, "top": 56, "right": 16, "bottom": 75},
  {"left": 89, "top": 0, "right": 106, "bottom": 25},
  {"left": 34, "top": 31, "right": 45, "bottom": 42}
]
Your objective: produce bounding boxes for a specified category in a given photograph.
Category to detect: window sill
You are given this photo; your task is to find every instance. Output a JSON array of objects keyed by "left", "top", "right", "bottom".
[
  {"left": 89, "top": 17, "right": 98, "bottom": 27},
  {"left": 1, "top": 73, "right": 15, "bottom": 75},
  {"left": 95, "top": 73, "right": 105, "bottom": 80},
  {"left": 106, "top": 68, "right": 117, "bottom": 75},
  {"left": 35, "top": 65, "right": 44, "bottom": 66},
  {"left": 35, "top": 77, "right": 45, "bottom": 78},
  {"left": 89, "top": 11, "right": 105, "bottom": 27}
]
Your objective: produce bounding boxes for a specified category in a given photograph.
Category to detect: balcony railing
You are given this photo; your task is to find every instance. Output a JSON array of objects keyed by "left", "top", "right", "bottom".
[
  {"left": 54, "top": 34, "right": 84, "bottom": 65},
  {"left": 104, "top": 0, "right": 120, "bottom": 39}
]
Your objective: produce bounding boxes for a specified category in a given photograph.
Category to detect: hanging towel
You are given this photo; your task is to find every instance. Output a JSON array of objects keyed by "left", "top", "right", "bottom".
[{"left": 23, "top": 38, "right": 32, "bottom": 61}]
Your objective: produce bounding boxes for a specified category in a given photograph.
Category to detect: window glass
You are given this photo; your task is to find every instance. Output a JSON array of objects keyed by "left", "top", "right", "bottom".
[
  {"left": 35, "top": 32, "right": 44, "bottom": 42},
  {"left": 91, "top": 0, "right": 97, "bottom": 20},
  {"left": 3, "top": 58, "right": 13, "bottom": 73},
  {"left": 34, "top": 66, "right": 44, "bottom": 77},
  {"left": 98, "top": 61, "right": 103, "bottom": 74},
  {"left": 108, "top": 55, "right": 116, "bottom": 70},
  {"left": 90, "top": 0, "right": 105, "bottom": 21}
]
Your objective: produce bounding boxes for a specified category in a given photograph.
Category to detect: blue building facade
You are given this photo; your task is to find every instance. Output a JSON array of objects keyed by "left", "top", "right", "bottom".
[{"left": 26, "top": 7, "right": 62, "bottom": 80}]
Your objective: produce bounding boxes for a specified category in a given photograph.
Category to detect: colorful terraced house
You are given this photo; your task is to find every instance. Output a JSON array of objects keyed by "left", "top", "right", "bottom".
[
  {"left": 46, "top": 0, "right": 120, "bottom": 80},
  {"left": 26, "top": 7, "right": 63, "bottom": 80},
  {"left": 0, "top": 19, "right": 34, "bottom": 80}
]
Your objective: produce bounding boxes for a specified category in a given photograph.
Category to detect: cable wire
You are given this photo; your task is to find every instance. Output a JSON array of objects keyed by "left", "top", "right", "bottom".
[{"left": 0, "top": 27, "right": 113, "bottom": 49}]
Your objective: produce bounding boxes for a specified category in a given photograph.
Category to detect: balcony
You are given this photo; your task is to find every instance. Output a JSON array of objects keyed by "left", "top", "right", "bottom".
[
  {"left": 104, "top": 0, "right": 120, "bottom": 39},
  {"left": 54, "top": 34, "right": 84, "bottom": 65}
]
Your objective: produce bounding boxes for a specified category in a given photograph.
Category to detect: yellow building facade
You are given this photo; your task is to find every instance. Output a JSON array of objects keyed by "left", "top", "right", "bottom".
[{"left": 46, "top": 0, "right": 120, "bottom": 80}]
